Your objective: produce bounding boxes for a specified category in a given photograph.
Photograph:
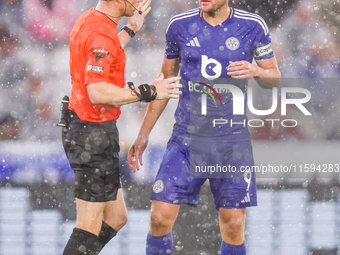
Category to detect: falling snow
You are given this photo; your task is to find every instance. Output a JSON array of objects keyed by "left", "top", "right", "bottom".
[{"left": 0, "top": 0, "right": 339, "bottom": 254}]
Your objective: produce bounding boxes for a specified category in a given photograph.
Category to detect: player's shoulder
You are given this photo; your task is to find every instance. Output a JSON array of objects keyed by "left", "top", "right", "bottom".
[
  {"left": 166, "top": 8, "right": 200, "bottom": 32},
  {"left": 232, "top": 8, "right": 269, "bottom": 35}
]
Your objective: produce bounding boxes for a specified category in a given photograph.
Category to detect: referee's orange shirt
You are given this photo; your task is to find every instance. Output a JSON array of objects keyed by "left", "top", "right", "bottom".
[{"left": 68, "top": 8, "right": 127, "bottom": 122}]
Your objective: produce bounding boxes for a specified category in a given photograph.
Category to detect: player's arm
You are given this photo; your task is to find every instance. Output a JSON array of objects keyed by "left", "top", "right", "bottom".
[
  {"left": 128, "top": 57, "right": 181, "bottom": 172},
  {"left": 131, "top": 58, "right": 180, "bottom": 137},
  {"left": 254, "top": 56, "right": 281, "bottom": 88},
  {"left": 227, "top": 56, "right": 281, "bottom": 89},
  {"left": 118, "top": 0, "right": 151, "bottom": 48}
]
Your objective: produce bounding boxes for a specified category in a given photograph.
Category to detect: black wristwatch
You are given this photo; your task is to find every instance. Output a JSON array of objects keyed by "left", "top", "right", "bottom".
[{"left": 121, "top": 26, "right": 135, "bottom": 38}]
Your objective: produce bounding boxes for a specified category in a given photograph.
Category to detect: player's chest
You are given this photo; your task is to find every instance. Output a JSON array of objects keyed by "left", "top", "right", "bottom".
[{"left": 178, "top": 24, "right": 254, "bottom": 63}]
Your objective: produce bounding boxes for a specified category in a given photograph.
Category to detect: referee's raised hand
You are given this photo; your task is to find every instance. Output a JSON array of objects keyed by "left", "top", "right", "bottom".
[{"left": 127, "top": 0, "right": 152, "bottom": 33}]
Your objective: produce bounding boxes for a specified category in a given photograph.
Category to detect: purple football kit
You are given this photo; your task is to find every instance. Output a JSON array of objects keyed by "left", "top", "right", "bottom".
[{"left": 151, "top": 7, "right": 275, "bottom": 209}]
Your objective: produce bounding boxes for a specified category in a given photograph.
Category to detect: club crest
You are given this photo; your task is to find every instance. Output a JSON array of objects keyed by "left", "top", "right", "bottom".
[
  {"left": 153, "top": 180, "right": 164, "bottom": 193},
  {"left": 226, "top": 37, "right": 240, "bottom": 50}
]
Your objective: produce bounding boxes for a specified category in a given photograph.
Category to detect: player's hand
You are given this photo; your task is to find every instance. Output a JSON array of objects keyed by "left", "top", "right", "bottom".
[
  {"left": 128, "top": 135, "right": 149, "bottom": 172},
  {"left": 152, "top": 73, "right": 182, "bottom": 100},
  {"left": 127, "top": 0, "right": 152, "bottom": 33},
  {"left": 227, "top": 61, "right": 259, "bottom": 79}
]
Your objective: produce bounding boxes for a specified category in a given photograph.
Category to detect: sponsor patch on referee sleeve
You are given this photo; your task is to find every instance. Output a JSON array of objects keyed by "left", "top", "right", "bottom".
[
  {"left": 91, "top": 49, "right": 110, "bottom": 62},
  {"left": 253, "top": 44, "right": 273, "bottom": 58},
  {"left": 88, "top": 65, "right": 104, "bottom": 73}
]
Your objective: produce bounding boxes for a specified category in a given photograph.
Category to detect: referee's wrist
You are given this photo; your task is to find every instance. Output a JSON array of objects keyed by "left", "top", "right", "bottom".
[
  {"left": 127, "top": 82, "right": 157, "bottom": 102},
  {"left": 131, "top": 87, "right": 141, "bottom": 98},
  {"left": 121, "top": 25, "right": 136, "bottom": 38}
]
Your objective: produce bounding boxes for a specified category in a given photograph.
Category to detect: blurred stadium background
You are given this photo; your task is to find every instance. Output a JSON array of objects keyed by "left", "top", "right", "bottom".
[{"left": 0, "top": 0, "right": 339, "bottom": 254}]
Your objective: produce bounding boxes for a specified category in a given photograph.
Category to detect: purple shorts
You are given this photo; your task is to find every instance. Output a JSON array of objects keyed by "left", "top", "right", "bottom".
[{"left": 151, "top": 137, "right": 257, "bottom": 210}]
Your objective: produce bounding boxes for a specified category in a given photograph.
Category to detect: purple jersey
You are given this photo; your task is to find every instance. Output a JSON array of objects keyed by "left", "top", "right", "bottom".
[{"left": 165, "top": 7, "right": 274, "bottom": 141}]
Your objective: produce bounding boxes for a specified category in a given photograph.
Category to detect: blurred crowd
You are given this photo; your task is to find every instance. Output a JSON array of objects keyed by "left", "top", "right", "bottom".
[{"left": 0, "top": 0, "right": 339, "bottom": 143}]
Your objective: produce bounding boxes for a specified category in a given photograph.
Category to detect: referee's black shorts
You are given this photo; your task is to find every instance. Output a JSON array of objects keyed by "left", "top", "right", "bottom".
[{"left": 62, "top": 110, "right": 121, "bottom": 202}]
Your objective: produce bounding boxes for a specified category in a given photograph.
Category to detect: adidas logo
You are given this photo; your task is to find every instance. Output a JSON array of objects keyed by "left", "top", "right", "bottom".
[
  {"left": 186, "top": 37, "right": 201, "bottom": 47},
  {"left": 241, "top": 193, "right": 250, "bottom": 203}
]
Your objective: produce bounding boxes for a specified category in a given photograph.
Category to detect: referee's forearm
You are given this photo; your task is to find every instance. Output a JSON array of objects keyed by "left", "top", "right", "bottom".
[{"left": 87, "top": 82, "right": 140, "bottom": 106}]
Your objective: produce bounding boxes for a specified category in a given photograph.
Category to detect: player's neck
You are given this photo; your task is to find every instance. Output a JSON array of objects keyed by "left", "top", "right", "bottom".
[
  {"left": 203, "top": 5, "right": 230, "bottom": 26},
  {"left": 95, "top": 1, "right": 122, "bottom": 24}
]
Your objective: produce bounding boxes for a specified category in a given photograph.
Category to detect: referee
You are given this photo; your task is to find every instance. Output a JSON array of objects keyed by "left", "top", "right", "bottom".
[{"left": 61, "top": 0, "right": 182, "bottom": 254}]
